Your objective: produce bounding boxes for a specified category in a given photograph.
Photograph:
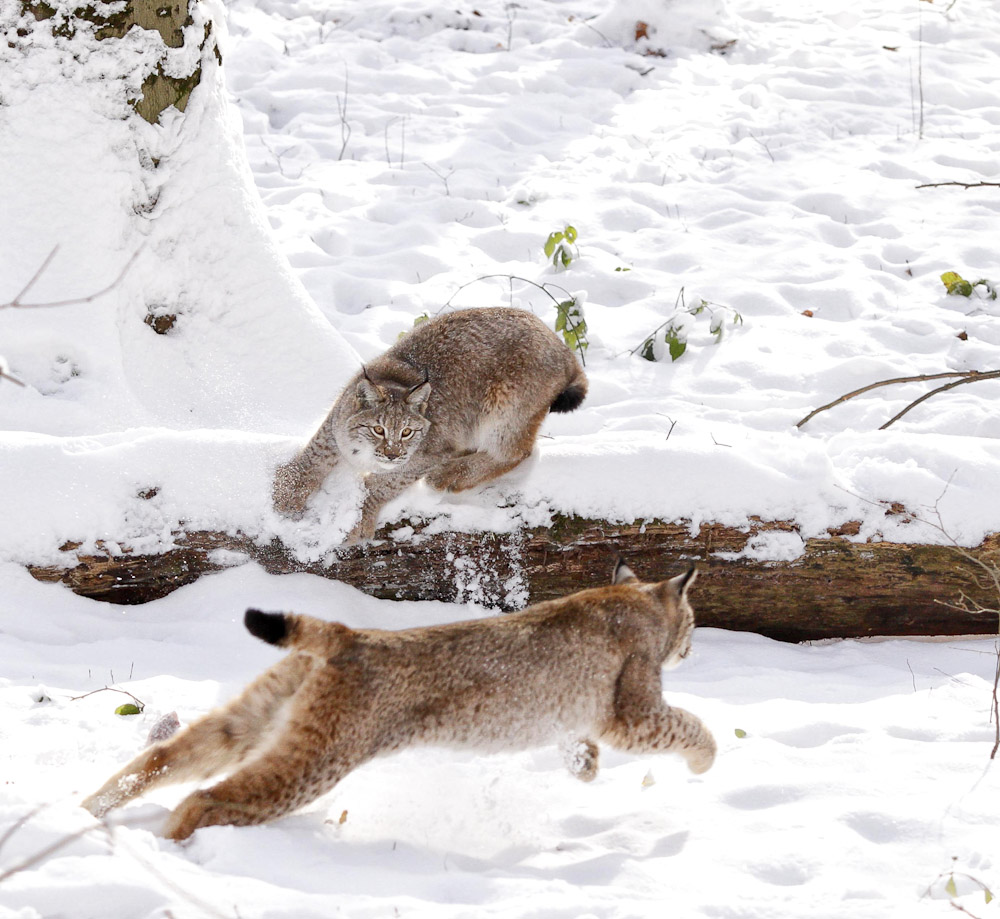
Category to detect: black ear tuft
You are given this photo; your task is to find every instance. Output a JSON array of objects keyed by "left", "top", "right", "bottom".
[
  {"left": 245, "top": 609, "right": 288, "bottom": 646},
  {"left": 612, "top": 557, "right": 638, "bottom": 585},
  {"left": 675, "top": 564, "right": 698, "bottom": 595}
]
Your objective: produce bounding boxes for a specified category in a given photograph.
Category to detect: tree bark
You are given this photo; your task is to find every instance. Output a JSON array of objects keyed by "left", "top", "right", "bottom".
[
  {"left": 22, "top": 0, "right": 215, "bottom": 124},
  {"left": 27, "top": 518, "right": 1000, "bottom": 642}
]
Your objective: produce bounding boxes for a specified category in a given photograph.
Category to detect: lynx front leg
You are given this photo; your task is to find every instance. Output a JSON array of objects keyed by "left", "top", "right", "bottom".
[
  {"left": 273, "top": 422, "right": 342, "bottom": 518},
  {"left": 600, "top": 654, "right": 716, "bottom": 775},
  {"left": 82, "top": 654, "right": 316, "bottom": 818},
  {"left": 346, "top": 469, "right": 422, "bottom": 542}
]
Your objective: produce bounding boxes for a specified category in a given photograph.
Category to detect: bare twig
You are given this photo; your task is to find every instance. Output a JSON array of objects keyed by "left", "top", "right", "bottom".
[
  {"left": 916, "top": 0, "right": 925, "bottom": 139},
  {"left": 991, "top": 643, "right": 999, "bottom": 760},
  {"left": 69, "top": 685, "right": 146, "bottom": 712},
  {"left": 0, "top": 367, "right": 26, "bottom": 387},
  {"left": 0, "top": 817, "right": 108, "bottom": 883},
  {"left": 879, "top": 372, "right": 1000, "bottom": 429},
  {"left": 0, "top": 805, "right": 47, "bottom": 856},
  {"left": 336, "top": 68, "right": 351, "bottom": 162},
  {"left": 796, "top": 370, "right": 1000, "bottom": 429},
  {"left": 440, "top": 273, "right": 574, "bottom": 313},
  {"left": 423, "top": 163, "right": 454, "bottom": 196},
  {"left": 1, "top": 246, "right": 142, "bottom": 310},
  {"left": 917, "top": 181, "right": 1000, "bottom": 190}
]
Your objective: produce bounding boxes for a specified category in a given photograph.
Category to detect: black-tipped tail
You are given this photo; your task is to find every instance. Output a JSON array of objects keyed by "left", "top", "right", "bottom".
[
  {"left": 245, "top": 608, "right": 288, "bottom": 646},
  {"left": 550, "top": 378, "right": 587, "bottom": 413}
]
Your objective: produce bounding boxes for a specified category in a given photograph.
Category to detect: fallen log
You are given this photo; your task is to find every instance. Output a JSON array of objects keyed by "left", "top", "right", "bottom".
[{"left": 26, "top": 517, "right": 1000, "bottom": 642}]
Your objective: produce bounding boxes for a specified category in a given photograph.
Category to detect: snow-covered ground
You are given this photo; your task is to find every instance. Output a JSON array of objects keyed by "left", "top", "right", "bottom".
[{"left": 2, "top": 0, "right": 1000, "bottom": 915}]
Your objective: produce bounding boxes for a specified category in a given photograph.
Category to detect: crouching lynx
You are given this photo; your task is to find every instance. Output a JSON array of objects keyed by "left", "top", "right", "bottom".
[
  {"left": 82, "top": 562, "right": 715, "bottom": 840},
  {"left": 272, "top": 307, "right": 587, "bottom": 541}
]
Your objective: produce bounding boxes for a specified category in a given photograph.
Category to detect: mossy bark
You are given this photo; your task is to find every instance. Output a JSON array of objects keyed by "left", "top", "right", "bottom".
[
  {"left": 27, "top": 518, "right": 1000, "bottom": 642},
  {"left": 21, "top": 0, "right": 217, "bottom": 123}
]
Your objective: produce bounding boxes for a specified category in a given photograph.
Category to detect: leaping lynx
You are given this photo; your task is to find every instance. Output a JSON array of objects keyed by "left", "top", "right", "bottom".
[
  {"left": 82, "top": 562, "right": 715, "bottom": 840},
  {"left": 272, "top": 307, "right": 587, "bottom": 542}
]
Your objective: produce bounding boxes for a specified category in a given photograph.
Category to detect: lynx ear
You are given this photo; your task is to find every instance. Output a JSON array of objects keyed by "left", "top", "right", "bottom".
[
  {"left": 356, "top": 373, "right": 385, "bottom": 408},
  {"left": 612, "top": 558, "right": 638, "bottom": 585},
  {"left": 654, "top": 565, "right": 697, "bottom": 602},
  {"left": 406, "top": 378, "right": 431, "bottom": 411}
]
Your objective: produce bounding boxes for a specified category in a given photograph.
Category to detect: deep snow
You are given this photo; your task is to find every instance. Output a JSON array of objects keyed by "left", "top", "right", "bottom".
[{"left": 1, "top": 0, "right": 1000, "bottom": 915}]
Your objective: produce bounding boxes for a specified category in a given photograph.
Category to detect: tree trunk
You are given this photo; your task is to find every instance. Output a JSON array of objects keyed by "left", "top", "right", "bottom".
[
  {"left": 22, "top": 0, "right": 215, "bottom": 124},
  {"left": 27, "top": 518, "right": 1000, "bottom": 642}
]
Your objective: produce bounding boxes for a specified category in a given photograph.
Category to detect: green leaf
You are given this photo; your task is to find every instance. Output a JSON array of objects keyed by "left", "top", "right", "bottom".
[
  {"left": 559, "top": 246, "right": 572, "bottom": 269},
  {"left": 640, "top": 337, "right": 657, "bottom": 361},
  {"left": 985, "top": 888, "right": 993, "bottom": 904},
  {"left": 544, "top": 232, "right": 563, "bottom": 259},
  {"left": 115, "top": 703, "right": 141, "bottom": 716},
  {"left": 555, "top": 299, "right": 588, "bottom": 354},
  {"left": 941, "top": 271, "right": 973, "bottom": 297},
  {"left": 734, "top": 728, "right": 747, "bottom": 738},
  {"left": 563, "top": 225, "right": 578, "bottom": 244},
  {"left": 413, "top": 312, "right": 429, "bottom": 326},
  {"left": 614, "top": 266, "right": 631, "bottom": 272},
  {"left": 945, "top": 876, "right": 958, "bottom": 898},
  {"left": 665, "top": 328, "right": 687, "bottom": 362}
]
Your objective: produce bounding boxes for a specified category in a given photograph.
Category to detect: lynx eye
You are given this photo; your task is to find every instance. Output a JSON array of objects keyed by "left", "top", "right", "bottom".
[
  {"left": 372, "top": 425, "right": 385, "bottom": 437},
  {"left": 401, "top": 428, "right": 413, "bottom": 438}
]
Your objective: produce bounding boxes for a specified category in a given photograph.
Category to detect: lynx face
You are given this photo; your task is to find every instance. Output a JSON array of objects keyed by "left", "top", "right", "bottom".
[{"left": 340, "top": 377, "right": 431, "bottom": 472}]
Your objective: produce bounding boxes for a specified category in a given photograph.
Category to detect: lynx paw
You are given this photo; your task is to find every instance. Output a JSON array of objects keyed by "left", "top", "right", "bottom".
[
  {"left": 684, "top": 738, "right": 717, "bottom": 775},
  {"left": 272, "top": 465, "right": 309, "bottom": 518},
  {"left": 163, "top": 791, "right": 250, "bottom": 841},
  {"left": 563, "top": 739, "right": 600, "bottom": 782}
]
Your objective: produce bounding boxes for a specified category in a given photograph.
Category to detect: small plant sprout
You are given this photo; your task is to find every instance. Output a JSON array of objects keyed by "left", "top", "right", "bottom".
[
  {"left": 543, "top": 225, "right": 578, "bottom": 271},
  {"left": 554, "top": 296, "right": 588, "bottom": 358},
  {"left": 923, "top": 856, "right": 995, "bottom": 909},
  {"left": 633, "top": 288, "right": 743, "bottom": 363},
  {"left": 941, "top": 270, "right": 997, "bottom": 300}
]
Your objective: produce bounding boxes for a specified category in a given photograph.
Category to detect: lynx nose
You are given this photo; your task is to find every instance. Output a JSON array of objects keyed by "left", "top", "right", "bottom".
[{"left": 382, "top": 442, "right": 403, "bottom": 460}]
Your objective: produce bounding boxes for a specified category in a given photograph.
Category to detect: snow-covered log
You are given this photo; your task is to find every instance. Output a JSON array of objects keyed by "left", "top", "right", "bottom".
[{"left": 27, "top": 519, "right": 1000, "bottom": 642}]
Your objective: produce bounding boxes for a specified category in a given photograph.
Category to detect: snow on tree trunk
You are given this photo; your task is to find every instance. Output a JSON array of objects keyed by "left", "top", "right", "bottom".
[{"left": 1, "top": 0, "right": 357, "bottom": 436}]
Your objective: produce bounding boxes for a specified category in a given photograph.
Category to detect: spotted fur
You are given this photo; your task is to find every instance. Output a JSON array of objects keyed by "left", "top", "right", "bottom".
[{"left": 82, "top": 563, "right": 714, "bottom": 840}]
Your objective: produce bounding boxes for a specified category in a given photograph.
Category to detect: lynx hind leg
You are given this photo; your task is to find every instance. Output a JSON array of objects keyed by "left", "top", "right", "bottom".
[
  {"left": 164, "top": 737, "right": 351, "bottom": 840},
  {"left": 82, "top": 653, "right": 316, "bottom": 819},
  {"left": 601, "top": 654, "right": 716, "bottom": 775},
  {"left": 562, "top": 738, "right": 600, "bottom": 783},
  {"left": 164, "top": 672, "right": 367, "bottom": 840},
  {"left": 427, "top": 405, "right": 548, "bottom": 493}
]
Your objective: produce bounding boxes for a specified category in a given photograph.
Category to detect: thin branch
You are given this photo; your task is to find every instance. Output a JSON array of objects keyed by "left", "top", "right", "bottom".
[
  {"left": 0, "top": 819, "right": 107, "bottom": 884},
  {"left": 991, "top": 643, "right": 999, "bottom": 761},
  {"left": 0, "top": 367, "right": 26, "bottom": 387},
  {"left": 1, "top": 247, "right": 142, "bottom": 310},
  {"left": 0, "top": 805, "right": 47, "bottom": 856},
  {"left": 917, "top": 181, "right": 1000, "bottom": 190},
  {"left": 336, "top": 68, "right": 351, "bottom": 162},
  {"left": 440, "top": 274, "right": 573, "bottom": 313},
  {"left": 879, "top": 372, "right": 1000, "bottom": 429},
  {"left": 796, "top": 370, "right": 1000, "bottom": 429},
  {"left": 69, "top": 685, "right": 146, "bottom": 712},
  {"left": 5, "top": 245, "right": 59, "bottom": 305}
]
